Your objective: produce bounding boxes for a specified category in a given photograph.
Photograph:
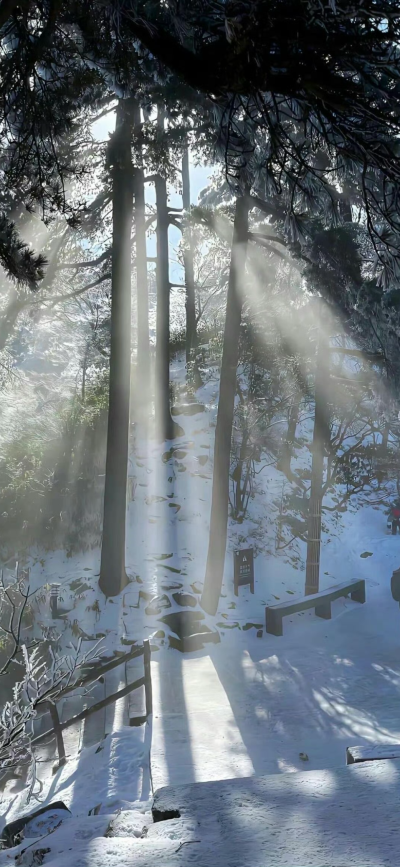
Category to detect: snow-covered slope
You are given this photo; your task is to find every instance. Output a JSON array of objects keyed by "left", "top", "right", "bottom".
[
  {"left": 2, "top": 354, "right": 400, "bottom": 866},
  {"left": 21, "top": 352, "right": 399, "bottom": 646}
]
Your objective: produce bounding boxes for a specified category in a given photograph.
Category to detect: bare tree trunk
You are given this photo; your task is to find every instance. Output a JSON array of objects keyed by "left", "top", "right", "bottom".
[
  {"left": 133, "top": 100, "right": 150, "bottom": 397},
  {"left": 181, "top": 147, "right": 202, "bottom": 388},
  {"left": 201, "top": 196, "right": 249, "bottom": 615},
  {"left": 305, "top": 336, "right": 330, "bottom": 596},
  {"left": 99, "top": 99, "right": 134, "bottom": 597},
  {"left": 155, "top": 107, "right": 183, "bottom": 441}
]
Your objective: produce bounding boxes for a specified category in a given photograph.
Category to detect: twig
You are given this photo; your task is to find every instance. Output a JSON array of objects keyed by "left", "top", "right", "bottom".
[{"left": 174, "top": 840, "right": 201, "bottom": 853}]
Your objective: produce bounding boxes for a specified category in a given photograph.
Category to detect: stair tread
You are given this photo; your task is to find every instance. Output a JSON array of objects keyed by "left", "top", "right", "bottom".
[{"left": 42, "top": 836, "right": 185, "bottom": 867}]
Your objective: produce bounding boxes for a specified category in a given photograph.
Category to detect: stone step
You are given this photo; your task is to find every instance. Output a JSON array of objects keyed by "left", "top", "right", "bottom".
[
  {"left": 346, "top": 743, "right": 400, "bottom": 764},
  {"left": 0, "top": 816, "right": 115, "bottom": 867},
  {"left": 152, "top": 759, "right": 400, "bottom": 866},
  {"left": 42, "top": 836, "right": 186, "bottom": 867},
  {"left": 107, "top": 809, "right": 152, "bottom": 838}
]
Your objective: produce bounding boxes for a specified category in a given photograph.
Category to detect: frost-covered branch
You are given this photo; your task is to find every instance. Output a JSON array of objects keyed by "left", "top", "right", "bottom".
[{"left": 0, "top": 582, "right": 102, "bottom": 777}]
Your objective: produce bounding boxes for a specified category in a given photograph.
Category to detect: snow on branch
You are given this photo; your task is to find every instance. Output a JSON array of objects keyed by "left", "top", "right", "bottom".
[{"left": 0, "top": 574, "right": 102, "bottom": 782}]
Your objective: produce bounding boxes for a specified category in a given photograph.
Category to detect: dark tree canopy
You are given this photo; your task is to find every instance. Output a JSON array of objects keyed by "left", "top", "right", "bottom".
[
  {"left": 104, "top": 0, "right": 400, "bottom": 280},
  {"left": 2, "top": 0, "right": 400, "bottom": 285}
]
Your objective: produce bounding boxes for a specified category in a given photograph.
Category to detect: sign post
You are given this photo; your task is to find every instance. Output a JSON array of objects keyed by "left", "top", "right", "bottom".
[
  {"left": 234, "top": 548, "right": 254, "bottom": 596},
  {"left": 50, "top": 584, "right": 60, "bottom": 619}
]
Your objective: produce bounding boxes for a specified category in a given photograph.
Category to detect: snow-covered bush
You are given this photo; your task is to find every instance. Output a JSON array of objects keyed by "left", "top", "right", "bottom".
[{"left": 0, "top": 573, "right": 101, "bottom": 782}]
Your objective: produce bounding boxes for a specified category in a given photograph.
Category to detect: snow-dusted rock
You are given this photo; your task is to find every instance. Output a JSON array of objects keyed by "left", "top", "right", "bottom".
[
  {"left": 107, "top": 809, "right": 152, "bottom": 838},
  {"left": 152, "top": 759, "right": 400, "bottom": 866}
]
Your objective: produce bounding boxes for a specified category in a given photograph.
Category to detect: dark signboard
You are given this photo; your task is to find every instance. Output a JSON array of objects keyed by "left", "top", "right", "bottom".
[{"left": 234, "top": 548, "right": 254, "bottom": 596}]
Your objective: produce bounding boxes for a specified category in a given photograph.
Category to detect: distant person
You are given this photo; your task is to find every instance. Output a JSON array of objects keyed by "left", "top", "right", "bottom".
[{"left": 388, "top": 499, "right": 400, "bottom": 535}]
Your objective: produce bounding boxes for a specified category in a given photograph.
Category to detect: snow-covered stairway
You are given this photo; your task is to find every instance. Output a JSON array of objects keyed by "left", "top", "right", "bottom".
[
  {"left": 6, "top": 758, "right": 400, "bottom": 867},
  {"left": 0, "top": 724, "right": 154, "bottom": 867}
]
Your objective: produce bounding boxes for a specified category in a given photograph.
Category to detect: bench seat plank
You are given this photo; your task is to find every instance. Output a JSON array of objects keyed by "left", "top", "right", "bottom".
[{"left": 266, "top": 578, "right": 365, "bottom": 636}]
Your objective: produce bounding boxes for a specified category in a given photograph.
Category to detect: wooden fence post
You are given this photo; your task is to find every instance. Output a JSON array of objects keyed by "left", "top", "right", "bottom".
[
  {"left": 48, "top": 702, "right": 66, "bottom": 768},
  {"left": 143, "top": 640, "right": 152, "bottom": 716},
  {"left": 50, "top": 584, "right": 59, "bottom": 619}
]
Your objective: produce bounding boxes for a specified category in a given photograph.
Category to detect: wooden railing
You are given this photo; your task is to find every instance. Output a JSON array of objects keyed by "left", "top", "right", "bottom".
[{"left": 32, "top": 640, "right": 152, "bottom": 769}]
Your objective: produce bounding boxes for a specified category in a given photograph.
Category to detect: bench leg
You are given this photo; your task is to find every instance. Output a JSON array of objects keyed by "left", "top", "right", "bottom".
[
  {"left": 265, "top": 608, "right": 283, "bottom": 636},
  {"left": 351, "top": 582, "right": 365, "bottom": 604},
  {"left": 346, "top": 747, "right": 355, "bottom": 765},
  {"left": 315, "top": 601, "right": 331, "bottom": 620}
]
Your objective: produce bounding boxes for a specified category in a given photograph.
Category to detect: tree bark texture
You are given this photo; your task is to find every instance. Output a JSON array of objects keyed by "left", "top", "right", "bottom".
[
  {"left": 155, "top": 107, "right": 182, "bottom": 441},
  {"left": 132, "top": 100, "right": 150, "bottom": 393},
  {"left": 181, "top": 147, "right": 197, "bottom": 365},
  {"left": 305, "top": 336, "right": 330, "bottom": 596},
  {"left": 279, "top": 397, "right": 300, "bottom": 475},
  {"left": 201, "top": 196, "right": 249, "bottom": 616},
  {"left": 99, "top": 99, "right": 134, "bottom": 597}
]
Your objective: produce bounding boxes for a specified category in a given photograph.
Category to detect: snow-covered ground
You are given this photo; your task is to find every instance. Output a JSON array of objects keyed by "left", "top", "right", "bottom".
[
  {"left": 2, "top": 354, "right": 400, "bottom": 864},
  {"left": 22, "top": 354, "right": 400, "bottom": 648},
  {"left": 0, "top": 726, "right": 153, "bottom": 866}
]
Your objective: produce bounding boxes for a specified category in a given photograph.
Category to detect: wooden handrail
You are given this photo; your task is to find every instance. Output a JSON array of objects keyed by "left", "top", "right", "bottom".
[
  {"left": 32, "top": 675, "right": 146, "bottom": 747},
  {"left": 34, "top": 644, "right": 146, "bottom": 720},
  {"left": 144, "top": 640, "right": 152, "bottom": 716},
  {"left": 32, "top": 640, "right": 152, "bottom": 761},
  {"left": 48, "top": 703, "right": 66, "bottom": 768},
  {"left": 60, "top": 644, "right": 145, "bottom": 697}
]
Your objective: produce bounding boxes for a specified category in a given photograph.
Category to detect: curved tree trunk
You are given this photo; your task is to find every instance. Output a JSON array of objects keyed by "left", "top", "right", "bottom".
[
  {"left": 201, "top": 196, "right": 249, "bottom": 615},
  {"left": 99, "top": 99, "right": 134, "bottom": 597}
]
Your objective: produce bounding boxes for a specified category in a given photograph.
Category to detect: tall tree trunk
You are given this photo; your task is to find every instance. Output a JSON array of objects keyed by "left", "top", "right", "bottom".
[
  {"left": 279, "top": 397, "right": 300, "bottom": 475},
  {"left": 201, "top": 196, "right": 249, "bottom": 615},
  {"left": 81, "top": 342, "right": 89, "bottom": 404},
  {"left": 155, "top": 107, "right": 183, "bottom": 441},
  {"left": 133, "top": 100, "right": 150, "bottom": 396},
  {"left": 181, "top": 146, "right": 201, "bottom": 388},
  {"left": 99, "top": 99, "right": 134, "bottom": 597},
  {"left": 305, "top": 336, "right": 330, "bottom": 596},
  {"left": 232, "top": 429, "right": 251, "bottom": 519},
  {"left": 382, "top": 422, "right": 390, "bottom": 452},
  {"left": 46, "top": 419, "right": 76, "bottom": 538}
]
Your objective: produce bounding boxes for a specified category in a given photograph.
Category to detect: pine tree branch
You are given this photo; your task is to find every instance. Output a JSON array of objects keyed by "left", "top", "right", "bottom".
[
  {"left": 44, "top": 272, "right": 111, "bottom": 309},
  {"left": 55, "top": 249, "right": 111, "bottom": 271},
  {"left": 0, "top": 0, "right": 19, "bottom": 30}
]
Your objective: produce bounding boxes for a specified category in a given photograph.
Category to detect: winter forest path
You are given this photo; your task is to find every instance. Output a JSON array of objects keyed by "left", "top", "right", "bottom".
[
  {"left": 151, "top": 566, "right": 400, "bottom": 788},
  {"left": 151, "top": 653, "right": 254, "bottom": 790}
]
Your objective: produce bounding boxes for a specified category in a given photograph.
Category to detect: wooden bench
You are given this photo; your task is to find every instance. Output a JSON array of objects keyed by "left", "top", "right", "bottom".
[
  {"left": 265, "top": 578, "right": 365, "bottom": 636},
  {"left": 346, "top": 744, "right": 400, "bottom": 765}
]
